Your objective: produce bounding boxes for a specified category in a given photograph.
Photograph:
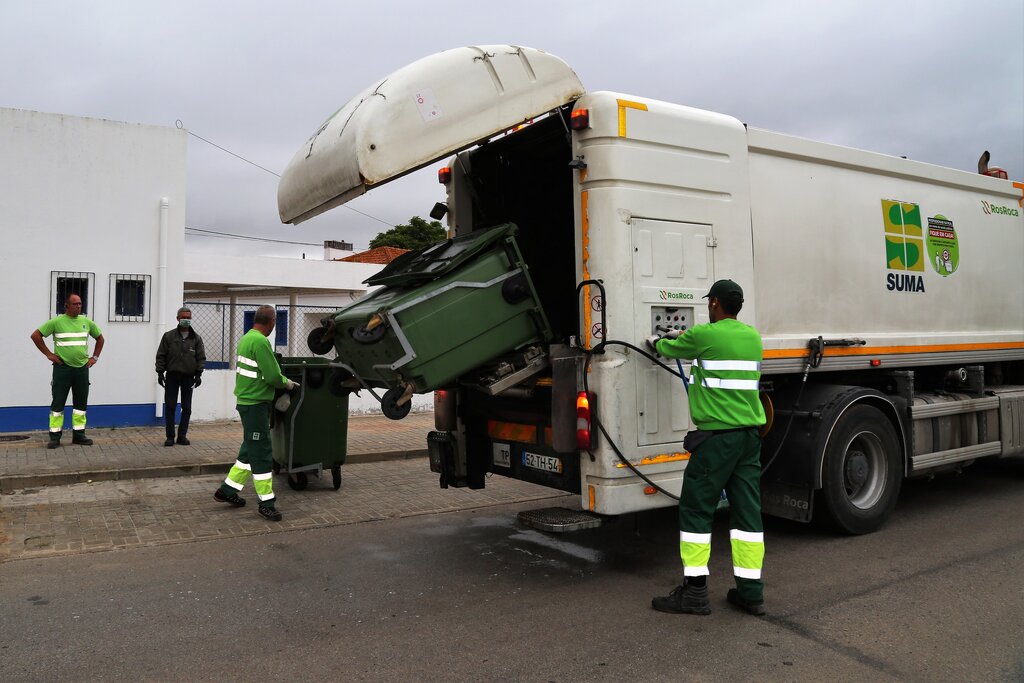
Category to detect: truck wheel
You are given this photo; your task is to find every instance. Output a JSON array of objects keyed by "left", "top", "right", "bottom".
[
  {"left": 819, "top": 404, "right": 902, "bottom": 534},
  {"left": 308, "top": 327, "right": 335, "bottom": 355},
  {"left": 287, "top": 472, "right": 308, "bottom": 491},
  {"left": 381, "top": 387, "right": 412, "bottom": 420}
]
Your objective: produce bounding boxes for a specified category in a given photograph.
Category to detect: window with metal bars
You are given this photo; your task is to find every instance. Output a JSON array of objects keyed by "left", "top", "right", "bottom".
[
  {"left": 50, "top": 271, "right": 95, "bottom": 317},
  {"left": 108, "top": 273, "right": 152, "bottom": 322}
]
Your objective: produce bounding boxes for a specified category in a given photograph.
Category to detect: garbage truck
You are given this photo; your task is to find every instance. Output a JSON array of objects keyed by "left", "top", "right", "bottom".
[{"left": 277, "top": 45, "right": 1024, "bottom": 534}]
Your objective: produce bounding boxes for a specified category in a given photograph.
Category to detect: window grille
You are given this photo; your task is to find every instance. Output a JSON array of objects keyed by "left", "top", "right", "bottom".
[
  {"left": 109, "top": 273, "right": 152, "bottom": 322},
  {"left": 50, "top": 271, "right": 95, "bottom": 317}
]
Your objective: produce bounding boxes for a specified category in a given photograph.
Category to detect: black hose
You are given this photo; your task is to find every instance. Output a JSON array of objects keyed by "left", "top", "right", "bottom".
[{"left": 582, "top": 340, "right": 683, "bottom": 501}]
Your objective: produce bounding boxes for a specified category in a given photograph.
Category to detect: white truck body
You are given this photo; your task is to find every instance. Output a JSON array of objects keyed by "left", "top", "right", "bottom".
[{"left": 280, "top": 46, "right": 1024, "bottom": 532}]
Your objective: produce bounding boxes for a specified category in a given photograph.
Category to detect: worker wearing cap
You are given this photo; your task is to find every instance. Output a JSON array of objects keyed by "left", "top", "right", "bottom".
[
  {"left": 647, "top": 279, "right": 767, "bottom": 616},
  {"left": 213, "top": 305, "right": 297, "bottom": 521},
  {"left": 30, "top": 293, "right": 105, "bottom": 448}
]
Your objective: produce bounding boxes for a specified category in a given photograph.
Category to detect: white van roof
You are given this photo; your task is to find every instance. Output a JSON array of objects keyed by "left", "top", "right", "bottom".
[{"left": 277, "top": 45, "right": 584, "bottom": 224}]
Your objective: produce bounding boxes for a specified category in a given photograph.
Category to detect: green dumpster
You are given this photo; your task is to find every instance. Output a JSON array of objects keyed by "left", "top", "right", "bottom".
[
  {"left": 307, "top": 223, "right": 551, "bottom": 418},
  {"left": 271, "top": 357, "right": 349, "bottom": 491}
]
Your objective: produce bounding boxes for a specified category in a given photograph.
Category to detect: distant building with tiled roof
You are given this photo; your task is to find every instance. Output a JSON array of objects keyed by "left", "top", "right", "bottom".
[{"left": 337, "top": 246, "right": 409, "bottom": 264}]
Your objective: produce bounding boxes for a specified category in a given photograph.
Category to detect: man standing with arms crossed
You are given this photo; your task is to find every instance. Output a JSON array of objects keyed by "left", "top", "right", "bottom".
[
  {"left": 647, "top": 279, "right": 767, "bottom": 616},
  {"left": 31, "top": 293, "right": 105, "bottom": 448},
  {"left": 156, "top": 306, "right": 206, "bottom": 447},
  {"left": 213, "top": 305, "right": 297, "bottom": 521}
]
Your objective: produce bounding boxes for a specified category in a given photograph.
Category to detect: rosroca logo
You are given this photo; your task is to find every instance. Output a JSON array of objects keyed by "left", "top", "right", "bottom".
[{"left": 982, "top": 200, "right": 1021, "bottom": 217}]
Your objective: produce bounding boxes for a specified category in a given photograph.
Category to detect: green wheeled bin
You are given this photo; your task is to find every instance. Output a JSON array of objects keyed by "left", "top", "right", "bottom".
[
  {"left": 306, "top": 223, "right": 552, "bottom": 419},
  {"left": 271, "top": 357, "right": 349, "bottom": 491}
]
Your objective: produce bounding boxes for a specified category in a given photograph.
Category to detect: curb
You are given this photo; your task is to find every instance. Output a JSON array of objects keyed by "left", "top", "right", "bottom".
[{"left": 0, "top": 449, "right": 427, "bottom": 494}]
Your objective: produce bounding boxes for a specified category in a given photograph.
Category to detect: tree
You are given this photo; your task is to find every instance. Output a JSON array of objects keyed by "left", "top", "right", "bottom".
[{"left": 369, "top": 216, "right": 446, "bottom": 250}]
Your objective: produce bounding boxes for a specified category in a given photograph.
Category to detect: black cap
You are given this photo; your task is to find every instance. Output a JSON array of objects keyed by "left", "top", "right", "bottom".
[{"left": 703, "top": 279, "right": 744, "bottom": 302}]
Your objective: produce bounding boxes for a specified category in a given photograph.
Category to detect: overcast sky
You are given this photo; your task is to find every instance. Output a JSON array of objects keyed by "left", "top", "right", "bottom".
[{"left": 3, "top": 1, "right": 1021, "bottom": 258}]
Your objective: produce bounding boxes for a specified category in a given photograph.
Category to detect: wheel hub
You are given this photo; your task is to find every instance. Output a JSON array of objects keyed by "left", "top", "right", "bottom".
[{"left": 845, "top": 451, "right": 869, "bottom": 491}]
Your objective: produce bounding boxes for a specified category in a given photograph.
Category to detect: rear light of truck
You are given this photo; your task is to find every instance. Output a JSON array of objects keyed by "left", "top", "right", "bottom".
[
  {"left": 570, "top": 108, "right": 590, "bottom": 130},
  {"left": 576, "top": 391, "right": 592, "bottom": 450},
  {"left": 438, "top": 166, "right": 452, "bottom": 184}
]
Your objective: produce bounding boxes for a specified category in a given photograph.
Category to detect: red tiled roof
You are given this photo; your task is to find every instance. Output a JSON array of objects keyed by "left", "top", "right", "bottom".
[{"left": 337, "top": 246, "right": 410, "bottom": 264}]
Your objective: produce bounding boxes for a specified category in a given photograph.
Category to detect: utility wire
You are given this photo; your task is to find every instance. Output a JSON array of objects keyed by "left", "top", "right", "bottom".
[
  {"left": 185, "top": 226, "right": 326, "bottom": 247},
  {"left": 176, "top": 119, "right": 397, "bottom": 227}
]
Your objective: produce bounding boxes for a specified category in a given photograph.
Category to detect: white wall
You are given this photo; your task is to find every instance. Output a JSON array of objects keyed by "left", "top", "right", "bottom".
[{"left": 1, "top": 108, "right": 186, "bottom": 424}]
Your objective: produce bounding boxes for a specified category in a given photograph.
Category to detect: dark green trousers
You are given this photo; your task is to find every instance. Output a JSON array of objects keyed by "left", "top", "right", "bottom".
[
  {"left": 219, "top": 403, "right": 276, "bottom": 507},
  {"left": 679, "top": 429, "right": 764, "bottom": 602},
  {"left": 49, "top": 364, "right": 90, "bottom": 435}
]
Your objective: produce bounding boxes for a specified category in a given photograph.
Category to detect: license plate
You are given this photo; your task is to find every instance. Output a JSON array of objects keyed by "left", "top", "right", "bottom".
[
  {"left": 522, "top": 451, "right": 563, "bottom": 474},
  {"left": 492, "top": 443, "right": 511, "bottom": 468}
]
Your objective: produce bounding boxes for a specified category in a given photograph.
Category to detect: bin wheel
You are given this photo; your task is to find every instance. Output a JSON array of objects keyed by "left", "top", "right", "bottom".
[
  {"left": 352, "top": 323, "right": 386, "bottom": 345},
  {"left": 287, "top": 472, "right": 308, "bottom": 491},
  {"left": 331, "top": 466, "right": 342, "bottom": 490},
  {"left": 306, "top": 368, "right": 325, "bottom": 389},
  {"left": 381, "top": 387, "right": 412, "bottom": 421},
  {"left": 308, "top": 327, "right": 334, "bottom": 355},
  {"left": 272, "top": 460, "right": 281, "bottom": 475}
]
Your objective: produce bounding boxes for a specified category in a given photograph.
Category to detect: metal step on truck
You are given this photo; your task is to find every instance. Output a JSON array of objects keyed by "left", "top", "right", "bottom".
[{"left": 277, "top": 45, "right": 1024, "bottom": 535}]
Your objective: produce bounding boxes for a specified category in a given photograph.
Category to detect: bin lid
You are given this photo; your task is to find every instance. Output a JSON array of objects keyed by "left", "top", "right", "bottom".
[
  {"left": 364, "top": 223, "right": 517, "bottom": 287},
  {"left": 277, "top": 45, "right": 584, "bottom": 224}
]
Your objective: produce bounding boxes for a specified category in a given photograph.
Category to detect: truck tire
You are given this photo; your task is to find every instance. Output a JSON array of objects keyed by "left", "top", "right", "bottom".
[{"left": 818, "top": 404, "right": 902, "bottom": 535}]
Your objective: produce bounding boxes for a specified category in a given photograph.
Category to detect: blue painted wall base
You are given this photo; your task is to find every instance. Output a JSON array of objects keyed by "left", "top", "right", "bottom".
[{"left": 0, "top": 404, "right": 182, "bottom": 433}]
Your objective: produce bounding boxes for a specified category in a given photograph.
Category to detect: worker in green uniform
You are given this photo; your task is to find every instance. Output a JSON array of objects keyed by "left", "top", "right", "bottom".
[
  {"left": 213, "top": 305, "right": 297, "bottom": 521},
  {"left": 30, "top": 293, "right": 105, "bottom": 448},
  {"left": 648, "top": 279, "right": 767, "bottom": 616}
]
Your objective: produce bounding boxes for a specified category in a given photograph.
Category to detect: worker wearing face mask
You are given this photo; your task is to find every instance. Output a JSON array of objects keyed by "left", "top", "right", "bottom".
[
  {"left": 155, "top": 307, "right": 207, "bottom": 447},
  {"left": 213, "top": 305, "right": 298, "bottom": 521}
]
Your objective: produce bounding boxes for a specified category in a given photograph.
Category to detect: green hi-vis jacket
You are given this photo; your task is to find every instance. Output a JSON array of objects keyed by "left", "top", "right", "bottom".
[
  {"left": 234, "top": 328, "right": 288, "bottom": 405},
  {"left": 655, "top": 318, "right": 767, "bottom": 431},
  {"left": 38, "top": 314, "right": 103, "bottom": 368}
]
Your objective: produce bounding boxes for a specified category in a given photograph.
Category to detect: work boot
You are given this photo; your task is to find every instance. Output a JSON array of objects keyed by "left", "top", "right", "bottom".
[
  {"left": 47, "top": 435, "right": 61, "bottom": 449},
  {"left": 176, "top": 436, "right": 190, "bottom": 446},
  {"left": 727, "top": 588, "right": 766, "bottom": 616},
  {"left": 214, "top": 489, "right": 246, "bottom": 507},
  {"left": 72, "top": 432, "right": 93, "bottom": 446},
  {"left": 164, "top": 438, "right": 175, "bottom": 447},
  {"left": 652, "top": 581, "right": 711, "bottom": 615},
  {"left": 258, "top": 505, "right": 283, "bottom": 522}
]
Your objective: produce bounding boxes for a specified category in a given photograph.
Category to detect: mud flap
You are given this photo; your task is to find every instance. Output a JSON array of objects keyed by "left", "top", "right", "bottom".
[{"left": 760, "top": 481, "right": 814, "bottom": 523}]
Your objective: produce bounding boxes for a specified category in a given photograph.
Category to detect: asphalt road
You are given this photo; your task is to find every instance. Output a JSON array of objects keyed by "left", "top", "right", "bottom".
[{"left": 3, "top": 458, "right": 1023, "bottom": 682}]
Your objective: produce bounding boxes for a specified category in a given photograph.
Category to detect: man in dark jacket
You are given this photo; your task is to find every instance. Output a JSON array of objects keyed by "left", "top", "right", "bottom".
[{"left": 155, "top": 307, "right": 206, "bottom": 446}]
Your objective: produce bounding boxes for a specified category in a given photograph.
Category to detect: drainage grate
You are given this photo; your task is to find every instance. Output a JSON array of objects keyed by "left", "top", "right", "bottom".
[
  {"left": 517, "top": 507, "right": 603, "bottom": 533},
  {"left": 0, "top": 434, "right": 31, "bottom": 442}
]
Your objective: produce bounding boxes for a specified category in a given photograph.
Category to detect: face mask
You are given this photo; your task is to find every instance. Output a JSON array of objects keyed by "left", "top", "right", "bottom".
[{"left": 178, "top": 319, "right": 191, "bottom": 328}]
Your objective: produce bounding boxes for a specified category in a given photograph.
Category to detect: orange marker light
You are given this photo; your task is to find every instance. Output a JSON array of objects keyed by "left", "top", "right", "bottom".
[
  {"left": 438, "top": 167, "right": 452, "bottom": 184},
  {"left": 870, "top": 359, "right": 882, "bottom": 367},
  {"left": 570, "top": 108, "right": 590, "bottom": 130}
]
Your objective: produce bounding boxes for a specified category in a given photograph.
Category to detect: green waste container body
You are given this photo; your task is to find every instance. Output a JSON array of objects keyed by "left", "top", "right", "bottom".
[
  {"left": 271, "top": 357, "right": 349, "bottom": 477},
  {"left": 329, "top": 224, "right": 552, "bottom": 393}
]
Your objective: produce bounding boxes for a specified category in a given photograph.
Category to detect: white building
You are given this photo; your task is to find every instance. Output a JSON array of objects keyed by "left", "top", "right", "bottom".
[
  {"left": 2, "top": 108, "right": 186, "bottom": 432},
  {"left": 0, "top": 108, "right": 429, "bottom": 432}
]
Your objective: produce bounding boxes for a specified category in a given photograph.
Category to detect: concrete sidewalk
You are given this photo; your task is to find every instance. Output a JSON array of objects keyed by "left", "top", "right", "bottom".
[{"left": 0, "top": 411, "right": 434, "bottom": 493}]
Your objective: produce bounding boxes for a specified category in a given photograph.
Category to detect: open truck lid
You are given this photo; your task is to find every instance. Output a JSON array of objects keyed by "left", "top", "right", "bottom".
[{"left": 277, "top": 45, "right": 584, "bottom": 225}]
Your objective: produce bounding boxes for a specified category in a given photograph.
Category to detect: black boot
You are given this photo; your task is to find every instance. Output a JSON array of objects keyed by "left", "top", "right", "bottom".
[
  {"left": 727, "top": 588, "right": 766, "bottom": 616},
  {"left": 72, "top": 431, "right": 93, "bottom": 446},
  {"left": 47, "top": 433, "right": 61, "bottom": 449},
  {"left": 652, "top": 580, "right": 711, "bottom": 615}
]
